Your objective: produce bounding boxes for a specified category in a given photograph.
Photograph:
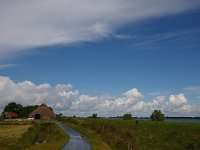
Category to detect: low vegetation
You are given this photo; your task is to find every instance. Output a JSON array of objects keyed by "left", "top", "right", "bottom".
[
  {"left": 0, "top": 121, "right": 68, "bottom": 150},
  {"left": 150, "top": 109, "right": 165, "bottom": 121},
  {"left": 0, "top": 123, "right": 31, "bottom": 149},
  {"left": 122, "top": 113, "right": 132, "bottom": 120},
  {"left": 58, "top": 117, "right": 200, "bottom": 150},
  {"left": 24, "top": 122, "right": 68, "bottom": 150}
]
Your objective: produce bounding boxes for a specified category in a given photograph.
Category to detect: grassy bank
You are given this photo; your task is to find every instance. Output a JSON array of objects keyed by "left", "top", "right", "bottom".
[
  {"left": 25, "top": 122, "right": 68, "bottom": 150},
  {"left": 58, "top": 118, "right": 200, "bottom": 150},
  {"left": 63, "top": 121, "right": 111, "bottom": 150},
  {"left": 0, "top": 121, "right": 68, "bottom": 150},
  {"left": 0, "top": 123, "right": 31, "bottom": 149}
]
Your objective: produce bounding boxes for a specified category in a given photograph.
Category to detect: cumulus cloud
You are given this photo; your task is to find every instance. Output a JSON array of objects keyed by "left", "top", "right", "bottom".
[
  {"left": 164, "top": 94, "right": 200, "bottom": 116},
  {"left": 71, "top": 95, "right": 98, "bottom": 112},
  {"left": 166, "top": 94, "right": 188, "bottom": 111},
  {"left": 0, "top": 0, "right": 200, "bottom": 59},
  {"left": 0, "top": 76, "right": 200, "bottom": 117},
  {"left": 0, "top": 76, "right": 76, "bottom": 111}
]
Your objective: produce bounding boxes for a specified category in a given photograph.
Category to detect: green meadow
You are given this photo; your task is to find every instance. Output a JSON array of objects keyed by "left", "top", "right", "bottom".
[
  {"left": 0, "top": 121, "right": 68, "bottom": 150},
  {"left": 0, "top": 123, "right": 31, "bottom": 149},
  {"left": 58, "top": 117, "right": 200, "bottom": 150},
  {"left": 1, "top": 119, "right": 200, "bottom": 150}
]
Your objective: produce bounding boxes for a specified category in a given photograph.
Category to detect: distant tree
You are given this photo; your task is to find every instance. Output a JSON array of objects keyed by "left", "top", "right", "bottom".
[
  {"left": 58, "top": 113, "right": 63, "bottom": 117},
  {"left": 55, "top": 113, "right": 63, "bottom": 120},
  {"left": 123, "top": 113, "right": 132, "bottom": 120},
  {"left": 150, "top": 109, "right": 165, "bottom": 121},
  {"left": 3, "top": 102, "right": 22, "bottom": 114},
  {"left": 91, "top": 113, "right": 97, "bottom": 119},
  {"left": 2, "top": 102, "right": 39, "bottom": 118}
]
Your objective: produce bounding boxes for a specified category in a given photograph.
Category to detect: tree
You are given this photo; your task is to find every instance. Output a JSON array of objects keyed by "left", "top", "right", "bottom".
[
  {"left": 150, "top": 109, "right": 165, "bottom": 121},
  {"left": 3, "top": 102, "right": 22, "bottom": 114},
  {"left": 2, "top": 102, "right": 39, "bottom": 118},
  {"left": 18, "top": 105, "right": 38, "bottom": 118},
  {"left": 123, "top": 113, "right": 132, "bottom": 120},
  {"left": 91, "top": 113, "right": 97, "bottom": 119},
  {"left": 55, "top": 113, "right": 63, "bottom": 119}
]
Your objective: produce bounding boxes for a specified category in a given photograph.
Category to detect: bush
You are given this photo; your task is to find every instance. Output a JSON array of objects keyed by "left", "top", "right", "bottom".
[
  {"left": 123, "top": 113, "right": 132, "bottom": 120},
  {"left": 150, "top": 109, "right": 165, "bottom": 121}
]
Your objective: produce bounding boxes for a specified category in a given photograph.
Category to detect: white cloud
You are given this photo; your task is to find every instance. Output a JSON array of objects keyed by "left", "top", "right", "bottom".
[
  {"left": 164, "top": 94, "right": 200, "bottom": 116},
  {"left": 0, "top": 76, "right": 76, "bottom": 111},
  {"left": 0, "top": 76, "right": 200, "bottom": 117},
  {"left": 166, "top": 94, "right": 188, "bottom": 110},
  {"left": 0, "top": 0, "right": 200, "bottom": 59},
  {"left": 55, "top": 84, "right": 73, "bottom": 91},
  {"left": 71, "top": 95, "right": 98, "bottom": 112},
  {"left": 127, "top": 96, "right": 165, "bottom": 115}
]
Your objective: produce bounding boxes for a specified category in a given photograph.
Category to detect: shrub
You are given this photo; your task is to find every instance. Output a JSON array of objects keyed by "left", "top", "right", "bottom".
[
  {"left": 91, "top": 113, "right": 97, "bottom": 119},
  {"left": 123, "top": 113, "right": 132, "bottom": 120},
  {"left": 150, "top": 109, "right": 165, "bottom": 121}
]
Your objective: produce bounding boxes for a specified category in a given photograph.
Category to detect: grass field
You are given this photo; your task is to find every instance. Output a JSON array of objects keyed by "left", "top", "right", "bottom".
[
  {"left": 58, "top": 117, "right": 200, "bottom": 150},
  {"left": 0, "top": 124, "right": 31, "bottom": 149},
  {"left": 0, "top": 121, "right": 68, "bottom": 150},
  {"left": 25, "top": 122, "right": 68, "bottom": 150}
]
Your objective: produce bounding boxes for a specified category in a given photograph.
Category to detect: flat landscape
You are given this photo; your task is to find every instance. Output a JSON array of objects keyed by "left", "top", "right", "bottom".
[
  {"left": 58, "top": 117, "right": 200, "bottom": 150},
  {"left": 1, "top": 1, "right": 200, "bottom": 150},
  {"left": 0, "top": 118, "right": 200, "bottom": 150}
]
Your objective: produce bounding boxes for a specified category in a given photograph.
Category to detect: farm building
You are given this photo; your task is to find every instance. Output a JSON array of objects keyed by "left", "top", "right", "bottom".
[
  {"left": 3, "top": 112, "right": 18, "bottom": 119},
  {"left": 29, "top": 104, "right": 55, "bottom": 119}
]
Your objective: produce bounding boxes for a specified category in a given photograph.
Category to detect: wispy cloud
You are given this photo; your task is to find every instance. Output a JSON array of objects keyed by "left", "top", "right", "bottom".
[
  {"left": 183, "top": 85, "right": 200, "bottom": 93},
  {"left": 112, "top": 33, "right": 133, "bottom": 40},
  {"left": 149, "top": 91, "right": 172, "bottom": 96},
  {"left": 0, "top": 0, "right": 200, "bottom": 59},
  {"left": 183, "top": 86, "right": 200, "bottom": 102},
  {"left": 0, "top": 64, "right": 19, "bottom": 70},
  {"left": 131, "top": 28, "right": 200, "bottom": 50}
]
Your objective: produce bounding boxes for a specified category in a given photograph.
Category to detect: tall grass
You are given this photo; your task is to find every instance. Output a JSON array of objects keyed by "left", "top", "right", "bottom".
[
  {"left": 0, "top": 121, "right": 68, "bottom": 150},
  {"left": 0, "top": 124, "right": 31, "bottom": 149},
  {"left": 59, "top": 118, "right": 200, "bottom": 150},
  {"left": 25, "top": 123, "right": 68, "bottom": 150}
]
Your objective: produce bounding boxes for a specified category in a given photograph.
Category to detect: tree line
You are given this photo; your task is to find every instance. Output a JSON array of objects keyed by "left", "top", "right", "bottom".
[
  {"left": 122, "top": 110, "right": 165, "bottom": 121},
  {"left": 2, "top": 102, "right": 38, "bottom": 118},
  {"left": 2, "top": 102, "right": 165, "bottom": 121},
  {"left": 89, "top": 110, "right": 165, "bottom": 121}
]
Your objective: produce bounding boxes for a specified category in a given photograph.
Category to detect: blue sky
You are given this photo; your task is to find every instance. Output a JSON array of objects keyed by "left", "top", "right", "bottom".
[{"left": 0, "top": 1, "right": 200, "bottom": 117}]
